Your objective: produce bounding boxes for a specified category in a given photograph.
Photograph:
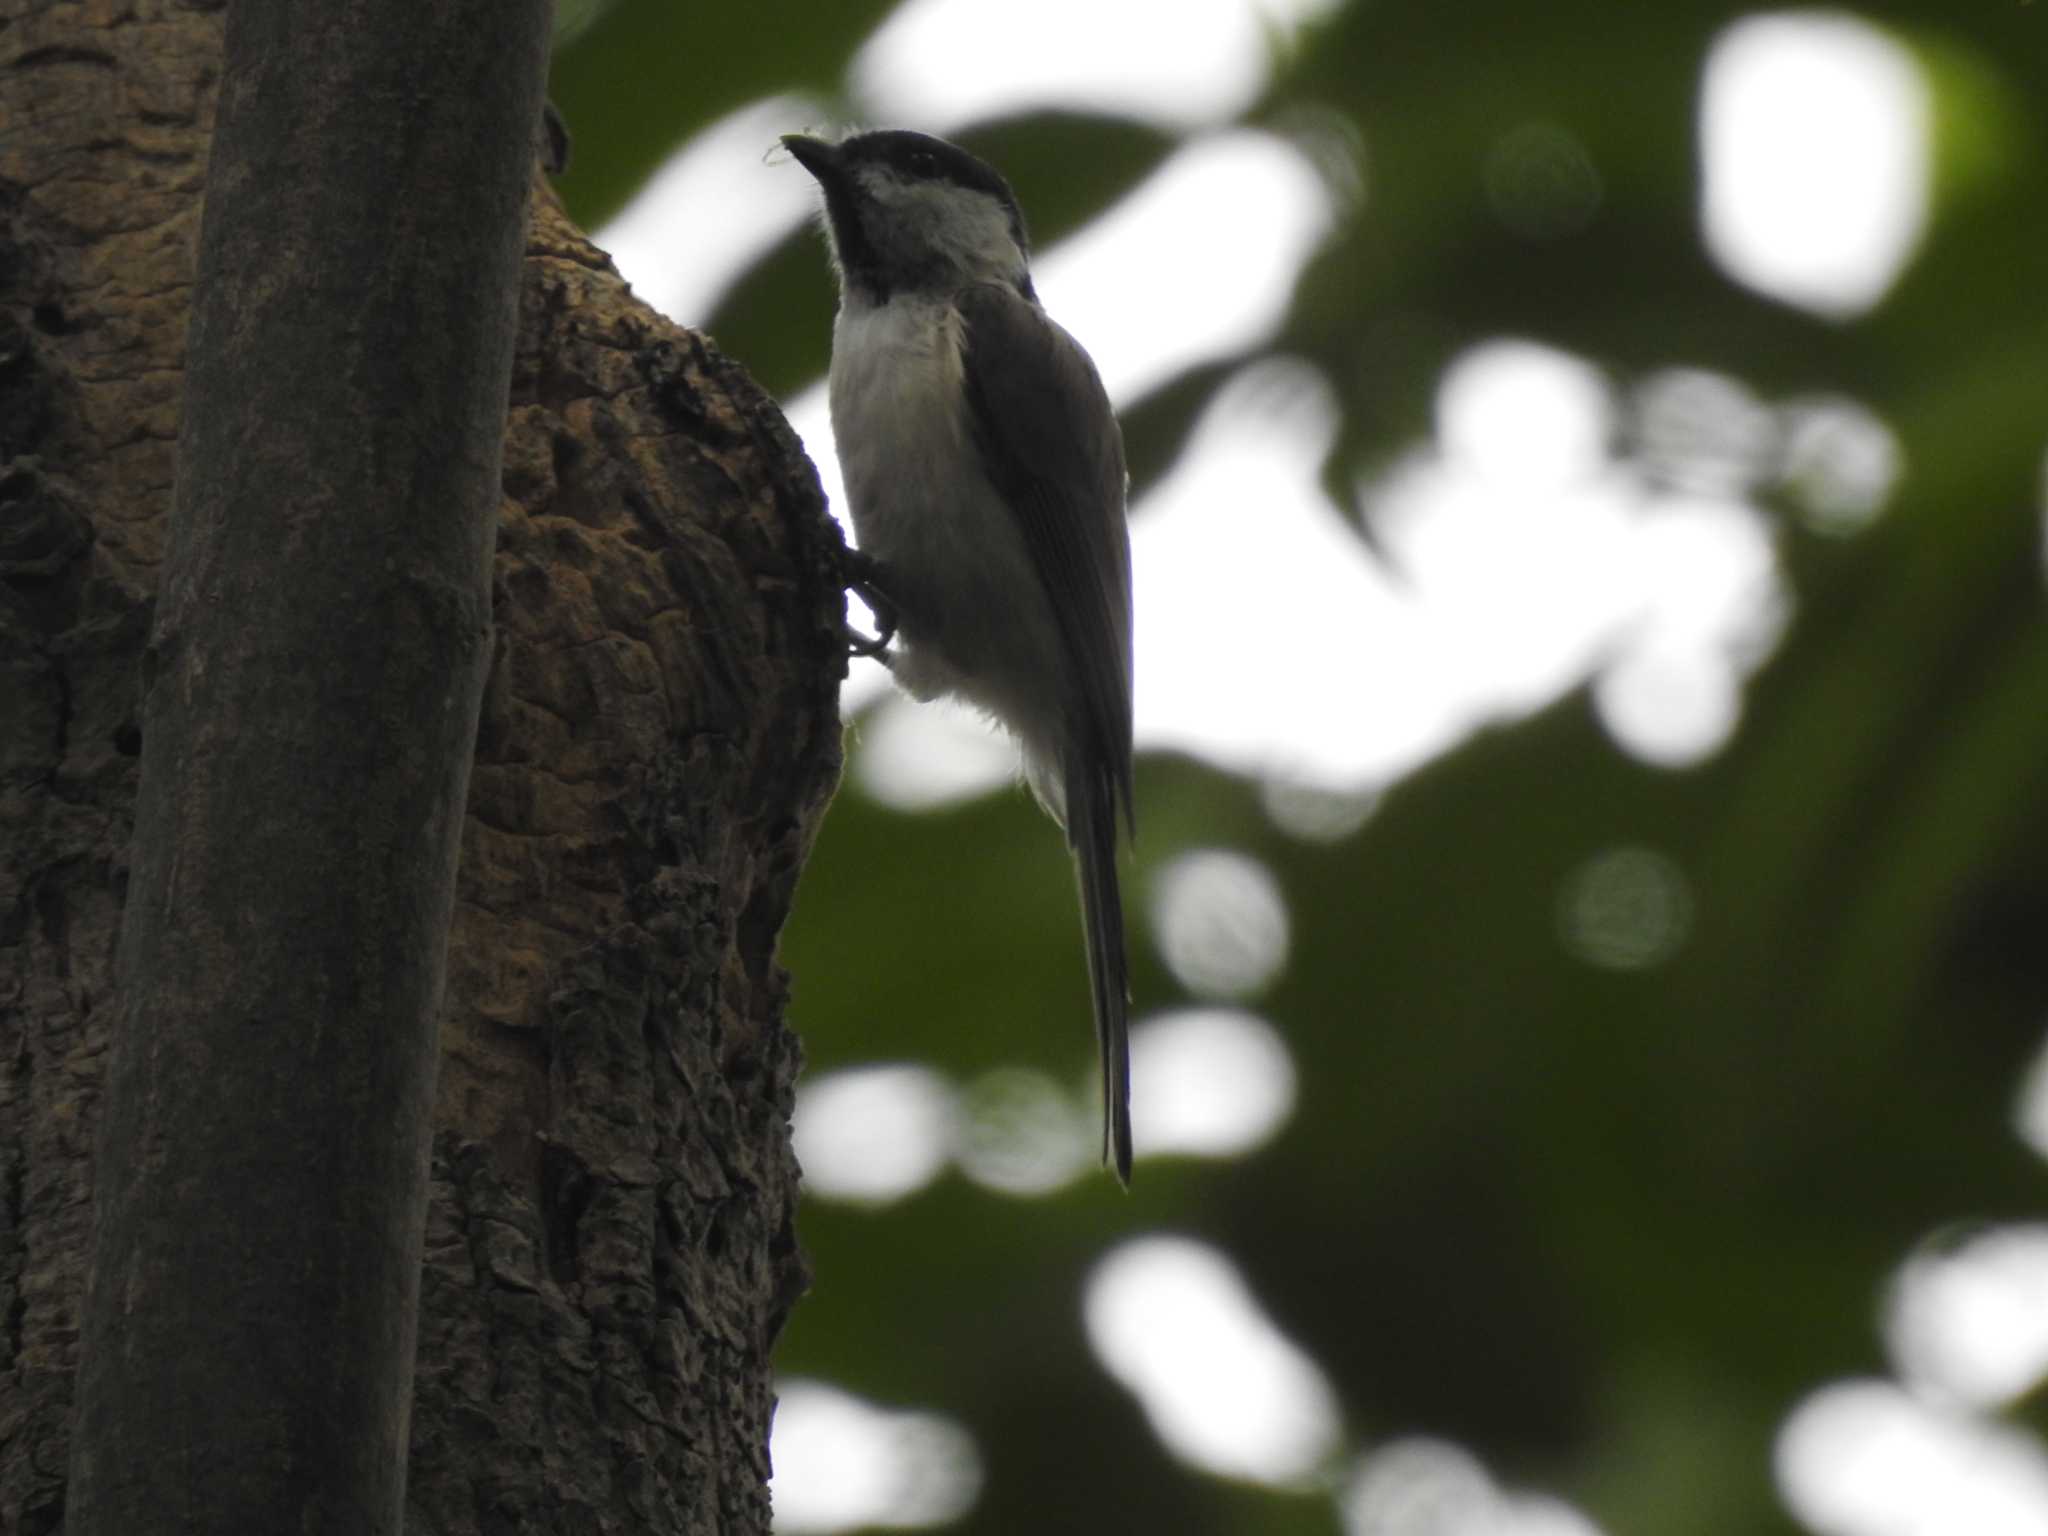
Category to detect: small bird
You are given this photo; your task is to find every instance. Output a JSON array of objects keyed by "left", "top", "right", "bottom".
[{"left": 784, "top": 128, "right": 1137, "bottom": 1183}]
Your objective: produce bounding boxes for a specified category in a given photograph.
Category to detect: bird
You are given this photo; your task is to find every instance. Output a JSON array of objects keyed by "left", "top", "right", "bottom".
[{"left": 784, "top": 127, "right": 1137, "bottom": 1183}]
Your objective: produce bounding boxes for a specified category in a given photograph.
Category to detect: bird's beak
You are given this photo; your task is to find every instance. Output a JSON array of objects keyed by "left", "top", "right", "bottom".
[{"left": 781, "top": 134, "right": 840, "bottom": 182}]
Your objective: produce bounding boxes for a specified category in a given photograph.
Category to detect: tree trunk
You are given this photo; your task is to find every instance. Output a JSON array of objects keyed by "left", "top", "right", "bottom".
[
  {"left": 63, "top": 0, "right": 553, "bottom": 1530},
  {"left": 0, "top": 5, "right": 841, "bottom": 1533}
]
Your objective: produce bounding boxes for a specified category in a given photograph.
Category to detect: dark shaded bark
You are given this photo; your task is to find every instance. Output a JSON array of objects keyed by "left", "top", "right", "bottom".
[
  {"left": 2, "top": 3, "right": 842, "bottom": 1533},
  {"left": 399, "top": 193, "right": 841, "bottom": 1536},
  {"left": 62, "top": 2, "right": 555, "bottom": 1533}
]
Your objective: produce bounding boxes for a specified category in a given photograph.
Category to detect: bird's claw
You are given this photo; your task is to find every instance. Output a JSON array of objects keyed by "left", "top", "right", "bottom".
[{"left": 837, "top": 546, "right": 899, "bottom": 660}]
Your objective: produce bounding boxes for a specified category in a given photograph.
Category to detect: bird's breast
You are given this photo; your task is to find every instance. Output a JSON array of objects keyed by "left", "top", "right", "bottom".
[
  {"left": 826, "top": 294, "right": 1066, "bottom": 756},
  {"left": 828, "top": 297, "right": 978, "bottom": 554}
]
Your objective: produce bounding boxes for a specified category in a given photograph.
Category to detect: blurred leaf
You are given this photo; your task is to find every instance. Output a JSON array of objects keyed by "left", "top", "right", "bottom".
[
  {"left": 547, "top": 0, "right": 900, "bottom": 230},
  {"left": 956, "top": 114, "right": 1179, "bottom": 251},
  {"left": 1912, "top": 24, "right": 2033, "bottom": 211},
  {"left": 698, "top": 230, "right": 839, "bottom": 403}
]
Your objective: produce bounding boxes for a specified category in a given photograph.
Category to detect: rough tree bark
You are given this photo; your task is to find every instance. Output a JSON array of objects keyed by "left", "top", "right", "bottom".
[{"left": 0, "top": 4, "right": 842, "bottom": 1533}]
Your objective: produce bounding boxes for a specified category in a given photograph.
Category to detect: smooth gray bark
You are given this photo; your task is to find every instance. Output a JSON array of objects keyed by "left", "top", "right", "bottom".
[{"left": 65, "top": 2, "right": 553, "bottom": 1532}]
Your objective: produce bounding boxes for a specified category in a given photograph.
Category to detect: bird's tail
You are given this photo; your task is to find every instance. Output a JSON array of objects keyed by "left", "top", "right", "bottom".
[{"left": 1068, "top": 759, "right": 1131, "bottom": 1185}]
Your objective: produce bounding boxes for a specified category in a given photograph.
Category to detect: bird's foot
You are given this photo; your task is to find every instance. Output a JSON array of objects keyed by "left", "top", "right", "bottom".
[{"left": 836, "top": 545, "right": 899, "bottom": 661}]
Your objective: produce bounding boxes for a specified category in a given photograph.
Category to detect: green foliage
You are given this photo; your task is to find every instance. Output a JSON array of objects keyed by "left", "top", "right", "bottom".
[
  {"left": 553, "top": 5, "right": 2048, "bottom": 1532},
  {"left": 548, "top": 0, "right": 901, "bottom": 228}
]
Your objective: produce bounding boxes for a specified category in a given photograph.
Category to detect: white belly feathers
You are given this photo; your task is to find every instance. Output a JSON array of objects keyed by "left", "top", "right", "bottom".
[{"left": 827, "top": 293, "right": 1070, "bottom": 772}]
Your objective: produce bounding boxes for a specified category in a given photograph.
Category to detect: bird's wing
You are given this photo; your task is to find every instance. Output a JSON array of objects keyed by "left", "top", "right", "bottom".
[{"left": 956, "top": 280, "right": 1134, "bottom": 827}]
